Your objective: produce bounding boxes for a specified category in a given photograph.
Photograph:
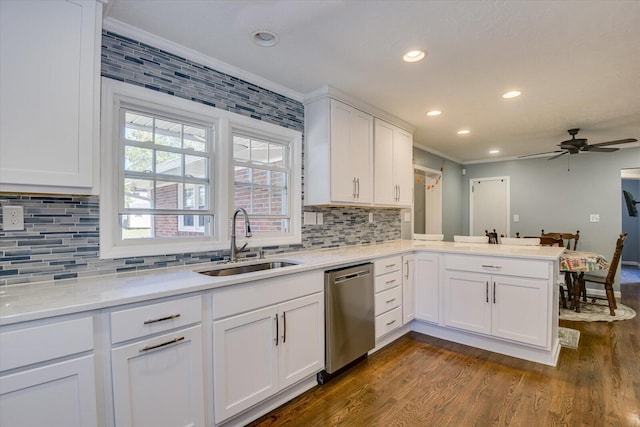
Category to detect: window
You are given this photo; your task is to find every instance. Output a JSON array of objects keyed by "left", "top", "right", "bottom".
[
  {"left": 233, "top": 132, "right": 290, "bottom": 236},
  {"left": 101, "top": 79, "right": 302, "bottom": 258},
  {"left": 120, "top": 109, "right": 214, "bottom": 239}
]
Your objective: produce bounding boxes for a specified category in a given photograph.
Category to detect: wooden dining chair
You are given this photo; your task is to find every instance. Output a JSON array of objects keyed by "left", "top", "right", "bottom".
[
  {"left": 542, "top": 229, "right": 580, "bottom": 250},
  {"left": 579, "top": 232, "right": 627, "bottom": 316},
  {"left": 542, "top": 230, "right": 581, "bottom": 303}
]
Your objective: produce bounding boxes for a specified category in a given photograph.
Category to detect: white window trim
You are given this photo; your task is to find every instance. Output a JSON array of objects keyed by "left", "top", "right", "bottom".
[{"left": 100, "top": 78, "right": 302, "bottom": 259}]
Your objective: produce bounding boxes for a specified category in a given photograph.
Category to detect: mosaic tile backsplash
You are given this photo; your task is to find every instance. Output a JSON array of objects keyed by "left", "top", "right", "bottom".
[
  {"left": 0, "top": 31, "right": 401, "bottom": 286},
  {"left": 0, "top": 194, "right": 400, "bottom": 286}
]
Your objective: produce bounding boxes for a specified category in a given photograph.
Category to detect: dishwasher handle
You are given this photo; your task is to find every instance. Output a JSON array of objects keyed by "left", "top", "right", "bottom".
[{"left": 333, "top": 269, "right": 371, "bottom": 283}]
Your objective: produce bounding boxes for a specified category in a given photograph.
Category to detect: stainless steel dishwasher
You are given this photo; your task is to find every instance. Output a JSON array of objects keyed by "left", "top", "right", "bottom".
[{"left": 319, "top": 263, "right": 374, "bottom": 383}]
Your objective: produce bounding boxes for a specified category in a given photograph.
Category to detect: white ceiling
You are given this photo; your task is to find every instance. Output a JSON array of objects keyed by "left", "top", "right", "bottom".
[{"left": 104, "top": 0, "right": 640, "bottom": 163}]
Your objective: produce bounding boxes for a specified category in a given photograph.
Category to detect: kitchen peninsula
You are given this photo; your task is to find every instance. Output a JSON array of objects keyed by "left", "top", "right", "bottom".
[{"left": 0, "top": 240, "right": 564, "bottom": 427}]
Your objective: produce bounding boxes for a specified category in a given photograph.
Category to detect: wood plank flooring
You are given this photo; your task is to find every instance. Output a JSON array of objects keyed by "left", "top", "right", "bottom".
[{"left": 248, "top": 283, "right": 640, "bottom": 426}]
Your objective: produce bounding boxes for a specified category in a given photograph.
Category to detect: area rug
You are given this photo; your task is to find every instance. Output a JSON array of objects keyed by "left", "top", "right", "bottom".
[
  {"left": 559, "top": 302, "right": 636, "bottom": 322},
  {"left": 558, "top": 327, "right": 580, "bottom": 349}
]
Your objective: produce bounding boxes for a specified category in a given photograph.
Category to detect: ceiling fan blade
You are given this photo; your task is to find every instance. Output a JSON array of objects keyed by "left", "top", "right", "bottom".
[
  {"left": 548, "top": 151, "right": 568, "bottom": 160},
  {"left": 517, "top": 150, "right": 564, "bottom": 159},
  {"left": 584, "top": 146, "right": 619, "bottom": 153},
  {"left": 590, "top": 138, "right": 638, "bottom": 148}
]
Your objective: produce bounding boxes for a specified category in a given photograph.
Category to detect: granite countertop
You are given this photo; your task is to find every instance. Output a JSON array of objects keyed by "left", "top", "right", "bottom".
[{"left": 0, "top": 240, "right": 564, "bottom": 326}]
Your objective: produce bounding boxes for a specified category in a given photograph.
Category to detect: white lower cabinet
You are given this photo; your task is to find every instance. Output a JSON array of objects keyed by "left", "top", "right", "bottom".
[
  {"left": 402, "top": 255, "right": 415, "bottom": 324},
  {"left": 110, "top": 295, "right": 205, "bottom": 427},
  {"left": 414, "top": 253, "right": 440, "bottom": 324},
  {"left": 211, "top": 274, "right": 324, "bottom": 424},
  {"left": 0, "top": 317, "right": 97, "bottom": 427},
  {"left": 374, "top": 256, "right": 403, "bottom": 339},
  {"left": 443, "top": 265, "right": 549, "bottom": 347}
]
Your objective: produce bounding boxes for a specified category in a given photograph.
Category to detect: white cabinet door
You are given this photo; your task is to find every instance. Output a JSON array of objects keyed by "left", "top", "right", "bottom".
[
  {"left": 414, "top": 253, "right": 440, "bottom": 324},
  {"left": 402, "top": 254, "right": 415, "bottom": 324},
  {"left": 443, "top": 271, "right": 492, "bottom": 335},
  {"left": 0, "top": 355, "right": 97, "bottom": 427},
  {"left": 278, "top": 293, "right": 324, "bottom": 389},
  {"left": 374, "top": 119, "right": 413, "bottom": 206},
  {"left": 491, "top": 276, "right": 549, "bottom": 347},
  {"left": 393, "top": 127, "right": 413, "bottom": 206},
  {"left": 330, "top": 100, "right": 373, "bottom": 204},
  {"left": 213, "top": 306, "right": 279, "bottom": 423},
  {"left": 112, "top": 326, "right": 205, "bottom": 427},
  {"left": 374, "top": 120, "right": 395, "bottom": 205},
  {"left": 0, "top": 0, "right": 101, "bottom": 194}
]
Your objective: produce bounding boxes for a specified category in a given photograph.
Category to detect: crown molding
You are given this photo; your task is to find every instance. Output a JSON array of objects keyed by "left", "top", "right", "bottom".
[{"left": 102, "top": 17, "right": 304, "bottom": 102}]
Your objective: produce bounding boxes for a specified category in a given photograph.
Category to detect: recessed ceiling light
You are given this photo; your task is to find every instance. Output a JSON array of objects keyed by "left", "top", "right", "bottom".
[
  {"left": 427, "top": 110, "right": 442, "bottom": 117},
  {"left": 252, "top": 30, "right": 279, "bottom": 47},
  {"left": 403, "top": 50, "right": 426, "bottom": 63},
  {"left": 457, "top": 129, "right": 470, "bottom": 135},
  {"left": 489, "top": 149, "right": 500, "bottom": 154},
  {"left": 502, "top": 90, "right": 522, "bottom": 99}
]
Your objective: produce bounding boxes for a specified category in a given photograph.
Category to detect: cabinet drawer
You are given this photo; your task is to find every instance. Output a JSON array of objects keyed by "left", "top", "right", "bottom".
[
  {"left": 374, "top": 270, "right": 402, "bottom": 293},
  {"left": 375, "top": 307, "right": 402, "bottom": 339},
  {"left": 111, "top": 295, "right": 202, "bottom": 344},
  {"left": 0, "top": 317, "right": 94, "bottom": 372},
  {"left": 374, "top": 256, "right": 402, "bottom": 276},
  {"left": 375, "top": 286, "right": 402, "bottom": 315},
  {"left": 444, "top": 255, "right": 549, "bottom": 279}
]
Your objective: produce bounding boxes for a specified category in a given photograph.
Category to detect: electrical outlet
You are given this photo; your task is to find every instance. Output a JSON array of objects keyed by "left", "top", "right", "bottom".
[
  {"left": 303, "top": 212, "right": 316, "bottom": 225},
  {"left": 589, "top": 214, "right": 600, "bottom": 223},
  {"left": 3, "top": 206, "right": 24, "bottom": 231},
  {"left": 316, "top": 212, "right": 323, "bottom": 225},
  {"left": 513, "top": 214, "right": 519, "bottom": 223},
  {"left": 369, "top": 213, "right": 374, "bottom": 223}
]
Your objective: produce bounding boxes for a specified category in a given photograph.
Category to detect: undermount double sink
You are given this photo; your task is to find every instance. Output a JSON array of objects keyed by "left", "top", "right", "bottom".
[{"left": 198, "top": 261, "right": 298, "bottom": 277}]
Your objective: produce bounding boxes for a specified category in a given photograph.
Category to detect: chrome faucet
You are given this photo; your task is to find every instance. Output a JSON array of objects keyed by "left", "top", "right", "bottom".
[{"left": 230, "top": 208, "right": 252, "bottom": 262}]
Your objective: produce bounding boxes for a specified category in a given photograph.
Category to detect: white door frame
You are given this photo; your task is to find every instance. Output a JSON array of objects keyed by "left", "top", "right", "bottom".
[
  {"left": 413, "top": 165, "right": 442, "bottom": 238},
  {"left": 469, "top": 176, "right": 510, "bottom": 237}
]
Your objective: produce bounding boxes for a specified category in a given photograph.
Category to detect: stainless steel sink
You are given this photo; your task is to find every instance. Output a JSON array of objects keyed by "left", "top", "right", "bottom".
[{"left": 198, "top": 261, "right": 298, "bottom": 277}]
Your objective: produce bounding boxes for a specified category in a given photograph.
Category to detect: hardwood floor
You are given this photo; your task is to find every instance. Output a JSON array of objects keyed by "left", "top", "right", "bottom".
[{"left": 248, "top": 283, "right": 640, "bottom": 427}]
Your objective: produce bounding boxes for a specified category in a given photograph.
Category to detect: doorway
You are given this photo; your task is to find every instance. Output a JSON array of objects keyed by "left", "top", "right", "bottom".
[
  {"left": 621, "top": 168, "right": 640, "bottom": 284},
  {"left": 413, "top": 166, "right": 442, "bottom": 236},
  {"left": 470, "top": 176, "right": 510, "bottom": 238}
]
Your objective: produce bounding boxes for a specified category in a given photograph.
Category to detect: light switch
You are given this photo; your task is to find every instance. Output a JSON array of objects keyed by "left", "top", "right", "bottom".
[
  {"left": 589, "top": 214, "right": 600, "bottom": 223},
  {"left": 404, "top": 212, "right": 411, "bottom": 222},
  {"left": 303, "top": 212, "right": 316, "bottom": 225},
  {"left": 369, "top": 213, "right": 374, "bottom": 223},
  {"left": 513, "top": 214, "right": 519, "bottom": 223}
]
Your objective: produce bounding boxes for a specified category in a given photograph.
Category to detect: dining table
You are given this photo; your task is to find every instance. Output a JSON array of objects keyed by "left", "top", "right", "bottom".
[{"left": 559, "top": 250, "right": 610, "bottom": 312}]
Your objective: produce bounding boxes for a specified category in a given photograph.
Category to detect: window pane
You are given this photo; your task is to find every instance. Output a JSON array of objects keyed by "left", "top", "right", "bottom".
[
  {"left": 156, "top": 150, "right": 182, "bottom": 176},
  {"left": 185, "top": 155, "right": 207, "bottom": 179},
  {"left": 234, "top": 166, "right": 251, "bottom": 184},
  {"left": 268, "top": 144, "right": 285, "bottom": 166},
  {"left": 234, "top": 184, "right": 252, "bottom": 210},
  {"left": 270, "top": 188, "right": 286, "bottom": 215},
  {"left": 121, "top": 214, "right": 152, "bottom": 239},
  {"left": 252, "top": 168, "right": 269, "bottom": 185},
  {"left": 124, "top": 179, "right": 153, "bottom": 209},
  {"left": 156, "top": 181, "right": 182, "bottom": 209},
  {"left": 121, "top": 214, "right": 212, "bottom": 239},
  {"left": 251, "top": 140, "right": 268, "bottom": 164},
  {"left": 124, "top": 146, "right": 153, "bottom": 173},
  {"left": 125, "top": 112, "right": 153, "bottom": 142},
  {"left": 251, "top": 187, "right": 270, "bottom": 215},
  {"left": 248, "top": 218, "right": 289, "bottom": 233},
  {"left": 155, "top": 119, "right": 182, "bottom": 148},
  {"left": 183, "top": 183, "right": 208, "bottom": 210},
  {"left": 184, "top": 126, "right": 207, "bottom": 152},
  {"left": 271, "top": 171, "right": 286, "bottom": 188},
  {"left": 233, "top": 136, "right": 250, "bottom": 161}
]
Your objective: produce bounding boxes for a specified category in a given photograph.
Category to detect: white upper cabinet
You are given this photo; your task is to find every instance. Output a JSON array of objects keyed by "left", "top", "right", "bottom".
[
  {"left": 374, "top": 119, "right": 413, "bottom": 207},
  {"left": 305, "top": 97, "right": 374, "bottom": 205},
  {"left": 0, "top": 0, "right": 102, "bottom": 194}
]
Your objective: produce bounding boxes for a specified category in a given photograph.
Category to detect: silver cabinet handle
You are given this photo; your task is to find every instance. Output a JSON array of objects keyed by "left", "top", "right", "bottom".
[
  {"left": 385, "top": 264, "right": 397, "bottom": 268},
  {"left": 405, "top": 260, "right": 409, "bottom": 279},
  {"left": 385, "top": 298, "right": 396, "bottom": 303},
  {"left": 274, "top": 314, "right": 279, "bottom": 346},
  {"left": 140, "top": 336, "right": 184, "bottom": 352},
  {"left": 282, "top": 311, "right": 287, "bottom": 343},
  {"left": 353, "top": 177, "right": 357, "bottom": 199},
  {"left": 143, "top": 313, "right": 181, "bottom": 325},
  {"left": 493, "top": 282, "right": 496, "bottom": 304},
  {"left": 481, "top": 265, "right": 502, "bottom": 270},
  {"left": 397, "top": 185, "right": 400, "bottom": 202},
  {"left": 356, "top": 178, "right": 360, "bottom": 199},
  {"left": 386, "top": 319, "right": 397, "bottom": 326},
  {"left": 486, "top": 281, "right": 489, "bottom": 303},
  {"left": 385, "top": 279, "right": 396, "bottom": 285}
]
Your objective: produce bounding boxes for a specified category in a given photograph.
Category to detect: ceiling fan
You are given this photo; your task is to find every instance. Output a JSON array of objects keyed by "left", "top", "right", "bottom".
[{"left": 519, "top": 128, "right": 638, "bottom": 160}]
